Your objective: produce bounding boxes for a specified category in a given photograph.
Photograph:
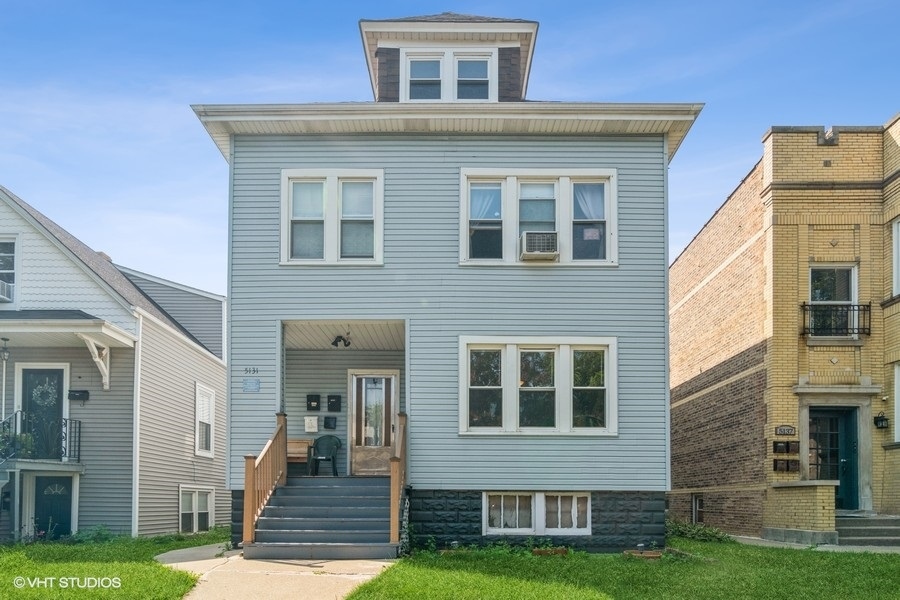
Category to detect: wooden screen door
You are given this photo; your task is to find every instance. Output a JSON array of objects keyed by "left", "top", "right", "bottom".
[{"left": 350, "top": 372, "right": 397, "bottom": 475}]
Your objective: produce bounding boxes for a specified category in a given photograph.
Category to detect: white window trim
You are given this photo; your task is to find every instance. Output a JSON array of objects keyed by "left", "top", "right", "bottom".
[
  {"left": 280, "top": 169, "right": 384, "bottom": 265},
  {"left": 400, "top": 47, "right": 498, "bottom": 103},
  {"left": 0, "top": 234, "right": 19, "bottom": 309},
  {"left": 482, "top": 491, "right": 591, "bottom": 536},
  {"left": 460, "top": 168, "right": 618, "bottom": 266},
  {"left": 808, "top": 264, "right": 858, "bottom": 338},
  {"left": 459, "top": 335, "right": 618, "bottom": 436},
  {"left": 179, "top": 485, "right": 215, "bottom": 533},
  {"left": 194, "top": 382, "right": 215, "bottom": 458}
]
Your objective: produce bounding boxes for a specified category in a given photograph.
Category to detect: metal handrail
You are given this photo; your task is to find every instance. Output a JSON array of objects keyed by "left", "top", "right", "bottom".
[
  {"left": 801, "top": 302, "right": 871, "bottom": 336},
  {"left": 0, "top": 410, "right": 81, "bottom": 462}
]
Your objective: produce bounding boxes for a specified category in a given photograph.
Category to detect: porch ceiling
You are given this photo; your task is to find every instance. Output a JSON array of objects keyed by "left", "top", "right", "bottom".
[{"left": 283, "top": 320, "right": 405, "bottom": 351}]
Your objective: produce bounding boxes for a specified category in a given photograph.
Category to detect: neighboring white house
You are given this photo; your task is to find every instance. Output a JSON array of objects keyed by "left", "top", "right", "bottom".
[
  {"left": 194, "top": 12, "right": 702, "bottom": 557},
  {"left": 0, "top": 185, "right": 227, "bottom": 539}
]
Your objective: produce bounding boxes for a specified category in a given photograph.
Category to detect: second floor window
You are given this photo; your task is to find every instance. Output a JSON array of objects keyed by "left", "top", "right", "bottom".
[
  {"left": 461, "top": 169, "right": 617, "bottom": 264},
  {"left": 281, "top": 170, "right": 384, "bottom": 265},
  {"left": 0, "top": 240, "right": 13, "bottom": 303},
  {"left": 809, "top": 266, "right": 854, "bottom": 336}
]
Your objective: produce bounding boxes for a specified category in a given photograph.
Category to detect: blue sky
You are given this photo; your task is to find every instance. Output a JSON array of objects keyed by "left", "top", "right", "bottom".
[{"left": 1, "top": 0, "right": 897, "bottom": 295}]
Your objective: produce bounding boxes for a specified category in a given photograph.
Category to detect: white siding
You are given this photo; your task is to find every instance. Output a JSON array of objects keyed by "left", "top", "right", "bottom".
[
  {"left": 229, "top": 134, "right": 668, "bottom": 491},
  {"left": 0, "top": 202, "right": 135, "bottom": 333}
]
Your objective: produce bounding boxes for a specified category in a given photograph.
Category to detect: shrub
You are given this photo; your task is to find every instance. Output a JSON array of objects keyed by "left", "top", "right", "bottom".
[{"left": 665, "top": 519, "right": 733, "bottom": 543}]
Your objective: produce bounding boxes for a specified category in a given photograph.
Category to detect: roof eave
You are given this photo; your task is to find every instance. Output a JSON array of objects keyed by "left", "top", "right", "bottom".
[{"left": 192, "top": 102, "right": 704, "bottom": 163}]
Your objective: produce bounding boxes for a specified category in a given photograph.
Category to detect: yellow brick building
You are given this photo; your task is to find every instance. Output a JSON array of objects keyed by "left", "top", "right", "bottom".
[{"left": 669, "top": 113, "right": 900, "bottom": 544}]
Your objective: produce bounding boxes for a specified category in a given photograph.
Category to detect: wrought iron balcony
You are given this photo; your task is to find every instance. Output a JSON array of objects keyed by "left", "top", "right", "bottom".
[
  {"left": 801, "top": 302, "right": 871, "bottom": 336},
  {"left": 0, "top": 411, "right": 81, "bottom": 462}
]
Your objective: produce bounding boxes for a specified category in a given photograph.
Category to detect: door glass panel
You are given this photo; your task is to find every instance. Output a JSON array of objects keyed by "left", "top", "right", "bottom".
[{"left": 363, "top": 378, "right": 385, "bottom": 447}]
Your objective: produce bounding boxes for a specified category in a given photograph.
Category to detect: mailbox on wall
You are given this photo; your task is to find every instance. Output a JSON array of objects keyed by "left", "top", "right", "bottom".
[
  {"left": 306, "top": 394, "right": 320, "bottom": 411},
  {"left": 327, "top": 394, "right": 341, "bottom": 412}
]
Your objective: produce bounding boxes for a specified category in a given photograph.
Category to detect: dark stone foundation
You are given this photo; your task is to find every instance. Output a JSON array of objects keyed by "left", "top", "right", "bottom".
[{"left": 408, "top": 489, "right": 665, "bottom": 552}]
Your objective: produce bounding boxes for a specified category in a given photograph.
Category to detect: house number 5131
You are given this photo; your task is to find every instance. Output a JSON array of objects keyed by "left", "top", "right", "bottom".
[{"left": 243, "top": 367, "right": 259, "bottom": 375}]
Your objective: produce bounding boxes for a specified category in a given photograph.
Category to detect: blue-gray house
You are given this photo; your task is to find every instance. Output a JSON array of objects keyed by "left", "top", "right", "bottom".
[{"left": 194, "top": 12, "right": 702, "bottom": 559}]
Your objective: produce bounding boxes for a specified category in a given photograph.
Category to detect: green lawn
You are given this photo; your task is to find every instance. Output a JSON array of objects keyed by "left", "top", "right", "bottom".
[
  {"left": 0, "top": 526, "right": 229, "bottom": 599},
  {"left": 348, "top": 538, "right": 900, "bottom": 600}
]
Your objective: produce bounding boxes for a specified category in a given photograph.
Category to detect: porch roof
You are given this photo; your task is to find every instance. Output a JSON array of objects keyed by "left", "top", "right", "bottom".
[{"left": 0, "top": 310, "right": 136, "bottom": 348}]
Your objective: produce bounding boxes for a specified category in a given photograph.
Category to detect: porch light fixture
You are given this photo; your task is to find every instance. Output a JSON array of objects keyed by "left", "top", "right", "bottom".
[
  {"left": 874, "top": 412, "right": 889, "bottom": 429},
  {"left": 0, "top": 338, "right": 9, "bottom": 362},
  {"left": 331, "top": 335, "right": 351, "bottom": 348}
]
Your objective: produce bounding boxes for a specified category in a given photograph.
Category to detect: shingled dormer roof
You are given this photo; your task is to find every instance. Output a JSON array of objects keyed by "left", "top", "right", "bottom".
[{"left": 359, "top": 12, "right": 538, "bottom": 101}]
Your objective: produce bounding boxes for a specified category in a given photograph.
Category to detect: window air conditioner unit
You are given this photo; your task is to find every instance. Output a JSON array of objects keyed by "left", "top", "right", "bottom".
[
  {"left": 519, "top": 231, "right": 559, "bottom": 261},
  {"left": 0, "top": 281, "right": 12, "bottom": 303}
]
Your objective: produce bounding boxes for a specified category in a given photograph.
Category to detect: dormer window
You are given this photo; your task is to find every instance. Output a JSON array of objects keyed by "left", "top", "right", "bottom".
[{"left": 402, "top": 49, "right": 497, "bottom": 102}]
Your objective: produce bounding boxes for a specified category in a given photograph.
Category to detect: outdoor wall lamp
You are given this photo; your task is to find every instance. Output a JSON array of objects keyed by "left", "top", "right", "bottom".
[
  {"left": 874, "top": 412, "right": 889, "bottom": 429},
  {"left": 331, "top": 335, "right": 351, "bottom": 348}
]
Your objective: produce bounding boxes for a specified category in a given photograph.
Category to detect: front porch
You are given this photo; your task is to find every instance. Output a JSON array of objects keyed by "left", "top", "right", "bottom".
[{"left": 241, "top": 412, "right": 407, "bottom": 559}]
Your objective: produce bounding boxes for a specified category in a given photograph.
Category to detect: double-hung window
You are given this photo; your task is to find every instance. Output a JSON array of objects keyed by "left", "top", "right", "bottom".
[
  {"left": 281, "top": 169, "right": 383, "bottom": 265},
  {"left": 461, "top": 169, "right": 617, "bottom": 264},
  {"left": 179, "top": 486, "right": 213, "bottom": 533},
  {"left": 461, "top": 336, "right": 617, "bottom": 435},
  {"left": 195, "top": 382, "right": 214, "bottom": 457},
  {"left": 808, "top": 266, "right": 855, "bottom": 336},
  {"left": 0, "top": 239, "right": 15, "bottom": 303},
  {"left": 402, "top": 49, "right": 497, "bottom": 102}
]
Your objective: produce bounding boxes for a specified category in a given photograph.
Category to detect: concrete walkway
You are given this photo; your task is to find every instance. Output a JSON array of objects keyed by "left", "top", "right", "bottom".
[
  {"left": 156, "top": 544, "right": 394, "bottom": 600},
  {"left": 733, "top": 535, "right": 900, "bottom": 553}
]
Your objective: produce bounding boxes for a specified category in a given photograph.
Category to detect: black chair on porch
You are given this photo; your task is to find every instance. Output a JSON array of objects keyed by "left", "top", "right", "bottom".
[{"left": 307, "top": 434, "right": 342, "bottom": 476}]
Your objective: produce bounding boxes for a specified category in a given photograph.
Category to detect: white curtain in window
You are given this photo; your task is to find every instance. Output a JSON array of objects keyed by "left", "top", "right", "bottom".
[
  {"left": 574, "top": 183, "right": 604, "bottom": 220},
  {"left": 470, "top": 184, "right": 501, "bottom": 219}
]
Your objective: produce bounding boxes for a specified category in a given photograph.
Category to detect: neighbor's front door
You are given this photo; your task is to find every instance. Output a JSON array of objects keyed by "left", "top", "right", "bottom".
[
  {"left": 34, "top": 475, "right": 72, "bottom": 539},
  {"left": 809, "top": 408, "right": 859, "bottom": 510},
  {"left": 350, "top": 373, "right": 396, "bottom": 475},
  {"left": 22, "top": 369, "right": 65, "bottom": 460}
]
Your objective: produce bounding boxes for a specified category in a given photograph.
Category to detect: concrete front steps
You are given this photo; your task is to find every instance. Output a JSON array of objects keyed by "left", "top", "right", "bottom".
[
  {"left": 836, "top": 515, "right": 900, "bottom": 546},
  {"left": 242, "top": 476, "right": 399, "bottom": 560}
]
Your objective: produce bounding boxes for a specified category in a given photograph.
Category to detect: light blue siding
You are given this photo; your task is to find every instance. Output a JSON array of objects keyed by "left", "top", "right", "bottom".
[{"left": 229, "top": 135, "right": 669, "bottom": 491}]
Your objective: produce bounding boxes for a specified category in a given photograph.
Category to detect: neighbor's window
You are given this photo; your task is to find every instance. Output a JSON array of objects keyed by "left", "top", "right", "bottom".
[
  {"left": 180, "top": 487, "right": 212, "bottom": 533},
  {"left": 460, "top": 169, "right": 617, "bottom": 264},
  {"left": 281, "top": 170, "right": 383, "bottom": 264},
  {"left": 485, "top": 492, "right": 590, "bottom": 535},
  {"left": 461, "top": 336, "right": 617, "bottom": 435},
  {"left": 809, "top": 266, "right": 855, "bottom": 336},
  {"left": 0, "top": 240, "right": 14, "bottom": 303},
  {"left": 195, "top": 383, "right": 214, "bottom": 457}
]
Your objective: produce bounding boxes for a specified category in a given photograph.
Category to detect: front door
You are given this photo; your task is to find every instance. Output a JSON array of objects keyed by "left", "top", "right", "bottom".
[
  {"left": 350, "top": 374, "right": 396, "bottom": 475},
  {"left": 22, "top": 369, "right": 65, "bottom": 460},
  {"left": 809, "top": 408, "right": 859, "bottom": 510},
  {"left": 34, "top": 476, "right": 72, "bottom": 539}
]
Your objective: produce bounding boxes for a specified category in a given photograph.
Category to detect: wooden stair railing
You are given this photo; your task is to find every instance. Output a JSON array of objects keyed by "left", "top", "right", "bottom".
[
  {"left": 243, "top": 412, "right": 287, "bottom": 545},
  {"left": 390, "top": 412, "right": 408, "bottom": 544}
]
